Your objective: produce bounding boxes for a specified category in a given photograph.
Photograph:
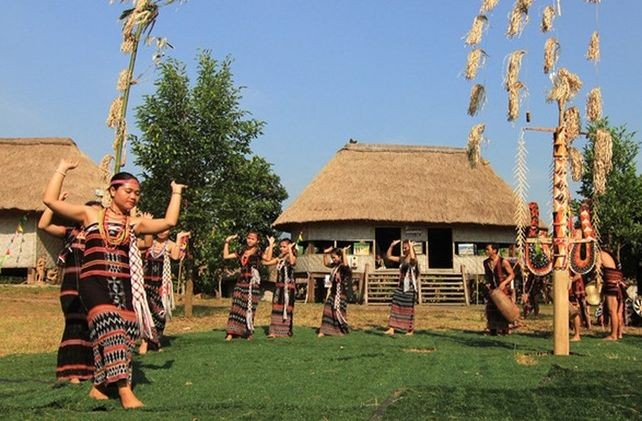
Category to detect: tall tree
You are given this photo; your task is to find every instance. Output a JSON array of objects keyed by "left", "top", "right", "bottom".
[
  {"left": 576, "top": 118, "right": 642, "bottom": 274},
  {"left": 132, "top": 51, "right": 287, "bottom": 302}
]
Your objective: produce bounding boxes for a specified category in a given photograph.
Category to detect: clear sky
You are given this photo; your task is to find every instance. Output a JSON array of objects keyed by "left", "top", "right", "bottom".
[{"left": 2, "top": 1, "right": 641, "bottom": 223}]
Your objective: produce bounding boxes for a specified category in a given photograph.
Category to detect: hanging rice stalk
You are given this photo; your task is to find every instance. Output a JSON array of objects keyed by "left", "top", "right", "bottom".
[
  {"left": 465, "top": 48, "right": 487, "bottom": 80},
  {"left": 507, "top": 0, "right": 533, "bottom": 38},
  {"left": 586, "top": 87, "right": 603, "bottom": 123},
  {"left": 468, "top": 84, "right": 487, "bottom": 116},
  {"left": 513, "top": 130, "right": 529, "bottom": 266},
  {"left": 99, "top": 155, "right": 114, "bottom": 185},
  {"left": 546, "top": 68, "right": 582, "bottom": 103},
  {"left": 543, "top": 37, "right": 560, "bottom": 74},
  {"left": 569, "top": 147, "right": 584, "bottom": 182},
  {"left": 465, "top": 15, "right": 489, "bottom": 45},
  {"left": 593, "top": 128, "right": 613, "bottom": 195},
  {"left": 507, "top": 81, "right": 526, "bottom": 122},
  {"left": 106, "top": 96, "right": 124, "bottom": 128},
  {"left": 504, "top": 50, "right": 526, "bottom": 90},
  {"left": 587, "top": 31, "right": 600, "bottom": 62},
  {"left": 116, "top": 69, "right": 132, "bottom": 92},
  {"left": 541, "top": 5, "right": 556, "bottom": 32},
  {"left": 467, "top": 123, "right": 486, "bottom": 167},
  {"left": 480, "top": 0, "right": 500, "bottom": 13},
  {"left": 586, "top": 0, "right": 601, "bottom": 3},
  {"left": 563, "top": 106, "right": 581, "bottom": 142}
]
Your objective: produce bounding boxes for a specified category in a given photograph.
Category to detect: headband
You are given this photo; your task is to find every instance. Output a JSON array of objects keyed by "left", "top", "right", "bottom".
[{"left": 110, "top": 179, "right": 140, "bottom": 189}]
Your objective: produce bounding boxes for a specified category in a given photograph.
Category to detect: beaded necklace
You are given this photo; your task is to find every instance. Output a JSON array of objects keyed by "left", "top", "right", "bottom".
[{"left": 98, "top": 208, "right": 130, "bottom": 248}]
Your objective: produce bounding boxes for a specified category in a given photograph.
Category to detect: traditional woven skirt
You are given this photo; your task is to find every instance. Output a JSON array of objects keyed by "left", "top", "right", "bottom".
[
  {"left": 320, "top": 295, "right": 349, "bottom": 336},
  {"left": 56, "top": 268, "right": 93, "bottom": 381},
  {"left": 144, "top": 277, "right": 165, "bottom": 349},
  {"left": 226, "top": 281, "right": 261, "bottom": 338},
  {"left": 387, "top": 287, "right": 415, "bottom": 333},
  {"left": 80, "top": 276, "right": 138, "bottom": 386},
  {"left": 485, "top": 288, "right": 510, "bottom": 333},
  {"left": 268, "top": 283, "right": 295, "bottom": 337}
]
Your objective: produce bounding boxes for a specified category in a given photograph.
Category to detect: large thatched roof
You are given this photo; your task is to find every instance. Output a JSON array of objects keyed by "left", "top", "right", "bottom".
[
  {"left": 0, "top": 138, "right": 105, "bottom": 211},
  {"left": 273, "top": 143, "right": 517, "bottom": 229}
]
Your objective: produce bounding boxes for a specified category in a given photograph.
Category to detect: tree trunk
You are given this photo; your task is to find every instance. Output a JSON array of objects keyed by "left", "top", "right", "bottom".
[{"left": 184, "top": 277, "right": 194, "bottom": 318}]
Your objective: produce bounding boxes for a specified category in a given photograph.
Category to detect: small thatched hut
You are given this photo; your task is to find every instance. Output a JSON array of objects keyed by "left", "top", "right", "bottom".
[
  {"left": 273, "top": 143, "right": 517, "bottom": 281},
  {"left": 0, "top": 138, "right": 105, "bottom": 281}
]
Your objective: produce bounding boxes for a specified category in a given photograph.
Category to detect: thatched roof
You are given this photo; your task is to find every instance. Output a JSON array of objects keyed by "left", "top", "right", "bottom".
[
  {"left": 273, "top": 143, "right": 517, "bottom": 230},
  {"left": 0, "top": 138, "right": 105, "bottom": 211}
]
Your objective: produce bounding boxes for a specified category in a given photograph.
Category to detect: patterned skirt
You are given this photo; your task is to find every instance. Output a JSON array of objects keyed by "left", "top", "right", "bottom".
[
  {"left": 268, "top": 283, "right": 295, "bottom": 337},
  {"left": 79, "top": 276, "right": 138, "bottom": 386},
  {"left": 320, "top": 295, "right": 349, "bottom": 336},
  {"left": 387, "top": 286, "right": 415, "bottom": 333},
  {"left": 56, "top": 277, "right": 93, "bottom": 381},
  {"left": 144, "top": 278, "right": 166, "bottom": 349},
  {"left": 226, "top": 281, "right": 261, "bottom": 338}
]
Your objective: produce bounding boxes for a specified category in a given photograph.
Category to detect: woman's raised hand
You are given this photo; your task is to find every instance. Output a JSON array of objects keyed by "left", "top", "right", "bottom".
[
  {"left": 58, "top": 158, "right": 79, "bottom": 173},
  {"left": 323, "top": 246, "right": 334, "bottom": 254},
  {"left": 225, "top": 234, "right": 238, "bottom": 243},
  {"left": 171, "top": 181, "right": 187, "bottom": 193}
]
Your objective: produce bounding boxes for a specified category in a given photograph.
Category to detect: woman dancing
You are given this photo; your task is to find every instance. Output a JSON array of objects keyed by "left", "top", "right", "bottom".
[
  {"left": 139, "top": 229, "right": 189, "bottom": 354},
  {"left": 318, "top": 247, "right": 351, "bottom": 337},
  {"left": 43, "top": 158, "right": 185, "bottom": 408},
  {"left": 601, "top": 249, "right": 625, "bottom": 341},
  {"left": 384, "top": 239, "right": 419, "bottom": 336},
  {"left": 223, "top": 231, "right": 274, "bottom": 341},
  {"left": 265, "top": 238, "right": 297, "bottom": 338},
  {"left": 38, "top": 192, "right": 100, "bottom": 384}
]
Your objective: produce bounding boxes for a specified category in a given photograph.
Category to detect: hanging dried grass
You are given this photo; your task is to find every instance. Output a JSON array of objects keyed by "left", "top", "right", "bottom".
[
  {"left": 546, "top": 68, "right": 582, "bottom": 103},
  {"left": 505, "top": 50, "right": 526, "bottom": 90},
  {"left": 106, "top": 96, "right": 123, "bottom": 128},
  {"left": 541, "top": 5, "right": 556, "bottom": 32},
  {"left": 465, "top": 15, "right": 488, "bottom": 45},
  {"left": 569, "top": 147, "right": 584, "bottom": 182},
  {"left": 480, "top": 0, "right": 500, "bottom": 13},
  {"left": 507, "top": 81, "right": 525, "bottom": 122},
  {"left": 543, "top": 37, "right": 560, "bottom": 74},
  {"left": 467, "top": 123, "right": 486, "bottom": 167},
  {"left": 121, "top": 35, "right": 136, "bottom": 53},
  {"left": 593, "top": 128, "right": 613, "bottom": 195},
  {"left": 468, "top": 84, "right": 486, "bottom": 116},
  {"left": 116, "top": 69, "right": 132, "bottom": 92},
  {"left": 586, "top": 0, "right": 601, "bottom": 3},
  {"left": 563, "top": 107, "right": 581, "bottom": 142},
  {"left": 586, "top": 87, "right": 603, "bottom": 123},
  {"left": 465, "top": 48, "right": 487, "bottom": 80},
  {"left": 99, "top": 155, "right": 114, "bottom": 184},
  {"left": 507, "top": 0, "right": 533, "bottom": 38},
  {"left": 586, "top": 31, "right": 600, "bottom": 62}
]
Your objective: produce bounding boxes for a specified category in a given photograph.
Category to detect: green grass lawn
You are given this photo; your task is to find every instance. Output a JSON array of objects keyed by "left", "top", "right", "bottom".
[{"left": 1, "top": 327, "right": 641, "bottom": 420}]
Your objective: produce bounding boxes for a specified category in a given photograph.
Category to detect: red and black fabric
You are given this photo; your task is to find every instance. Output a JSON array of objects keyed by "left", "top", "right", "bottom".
[
  {"left": 319, "top": 264, "right": 351, "bottom": 336},
  {"left": 387, "top": 260, "right": 419, "bottom": 333},
  {"left": 79, "top": 221, "right": 138, "bottom": 387},
  {"left": 268, "top": 258, "right": 296, "bottom": 337},
  {"left": 143, "top": 247, "right": 166, "bottom": 349},
  {"left": 226, "top": 249, "right": 263, "bottom": 338},
  {"left": 484, "top": 257, "right": 510, "bottom": 333},
  {"left": 55, "top": 227, "right": 93, "bottom": 381}
]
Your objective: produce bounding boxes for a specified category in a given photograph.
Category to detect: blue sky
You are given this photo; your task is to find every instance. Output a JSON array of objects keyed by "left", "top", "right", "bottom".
[{"left": 2, "top": 1, "right": 641, "bottom": 222}]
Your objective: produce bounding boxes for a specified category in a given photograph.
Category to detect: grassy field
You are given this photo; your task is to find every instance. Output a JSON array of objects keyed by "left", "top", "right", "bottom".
[{"left": 1, "top": 285, "right": 642, "bottom": 419}]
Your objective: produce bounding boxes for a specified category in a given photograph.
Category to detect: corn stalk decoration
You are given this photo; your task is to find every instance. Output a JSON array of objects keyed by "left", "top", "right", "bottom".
[{"left": 108, "top": 0, "right": 176, "bottom": 175}]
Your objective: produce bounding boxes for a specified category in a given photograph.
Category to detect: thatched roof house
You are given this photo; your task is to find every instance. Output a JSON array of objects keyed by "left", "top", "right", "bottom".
[
  {"left": 273, "top": 143, "right": 518, "bottom": 276},
  {"left": 0, "top": 138, "right": 104, "bottom": 274}
]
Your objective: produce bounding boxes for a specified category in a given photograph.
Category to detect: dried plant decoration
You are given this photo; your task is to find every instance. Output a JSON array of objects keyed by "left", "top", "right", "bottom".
[
  {"left": 508, "top": 81, "right": 526, "bottom": 122},
  {"left": 569, "top": 147, "right": 584, "bottom": 182},
  {"left": 468, "top": 84, "right": 487, "bottom": 116},
  {"left": 106, "top": 96, "right": 124, "bottom": 128},
  {"left": 563, "top": 107, "right": 581, "bottom": 142},
  {"left": 507, "top": 0, "right": 533, "bottom": 38},
  {"left": 541, "top": 5, "right": 556, "bottom": 32},
  {"left": 480, "top": 0, "right": 500, "bottom": 13},
  {"left": 543, "top": 37, "right": 560, "bottom": 74},
  {"left": 505, "top": 50, "right": 526, "bottom": 90},
  {"left": 586, "top": 87, "right": 603, "bottom": 122},
  {"left": 513, "top": 130, "right": 529, "bottom": 266},
  {"left": 99, "top": 155, "right": 115, "bottom": 184},
  {"left": 465, "top": 48, "right": 487, "bottom": 80},
  {"left": 467, "top": 123, "right": 486, "bottom": 167},
  {"left": 465, "top": 15, "right": 489, "bottom": 45},
  {"left": 586, "top": 0, "right": 601, "bottom": 3},
  {"left": 116, "top": 69, "right": 132, "bottom": 92},
  {"left": 587, "top": 31, "right": 600, "bottom": 62},
  {"left": 547, "top": 68, "right": 582, "bottom": 103},
  {"left": 593, "top": 128, "right": 613, "bottom": 195}
]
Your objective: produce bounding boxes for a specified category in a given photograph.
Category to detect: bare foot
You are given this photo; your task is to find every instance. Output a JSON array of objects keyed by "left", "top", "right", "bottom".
[
  {"left": 405, "top": 331, "right": 414, "bottom": 336},
  {"left": 89, "top": 385, "right": 109, "bottom": 401},
  {"left": 118, "top": 385, "right": 144, "bottom": 409},
  {"left": 570, "top": 336, "right": 581, "bottom": 342},
  {"left": 384, "top": 328, "right": 395, "bottom": 336},
  {"left": 225, "top": 334, "right": 233, "bottom": 342},
  {"left": 317, "top": 332, "right": 325, "bottom": 337},
  {"left": 138, "top": 340, "right": 148, "bottom": 355},
  {"left": 603, "top": 335, "right": 618, "bottom": 341},
  {"left": 247, "top": 335, "right": 253, "bottom": 341},
  {"left": 69, "top": 377, "right": 81, "bottom": 385}
]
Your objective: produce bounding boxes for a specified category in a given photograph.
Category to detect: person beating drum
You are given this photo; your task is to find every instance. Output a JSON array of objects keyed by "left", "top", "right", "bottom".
[{"left": 483, "top": 243, "right": 516, "bottom": 335}]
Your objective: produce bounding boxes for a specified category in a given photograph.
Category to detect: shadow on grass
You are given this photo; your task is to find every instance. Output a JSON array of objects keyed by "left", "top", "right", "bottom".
[{"left": 171, "top": 305, "right": 227, "bottom": 318}]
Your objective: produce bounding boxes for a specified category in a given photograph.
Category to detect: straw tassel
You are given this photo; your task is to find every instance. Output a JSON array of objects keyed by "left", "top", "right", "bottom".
[
  {"left": 507, "top": 81, "right": 526, "bottom": 122},
  {"left": 586, "top": 87, "right": 602, "bottom": 123},
  {"left": 547, "top": 68, "right": 582, "bottom": 103},
  {"left": 507, "top": 0, "right": 533, "bottom": 38},
  {"left": 129, "top": 229, "right": 154, "bottom": 339},
  {"left": 468, "top": 84, "right": 486, "bottom": 116},
  {"left": 106, "top": 96, "right": 123, "bottom": 128},
  {"left": 543, "top": 37, "right": 560, "bottom": 74},
  {"left": 513, "top": 130, "right": 529, "bottom": 267},
  {"left": 505, "top": 50, "right": 526, "bottom": 90},
  {"left": 541, "top": 5, "right": 556, "bottom": 32},
  {"left": 465, "top": 48, "right": 487, "bottom": 80},
  {"left": 467, "top": 123, "right": 486, "bottom": 167},
  {"left": 586, "top": 31, "right": 600, "bottom": 62},
  {"left": 563, "top": 107, "right": 581, "bottom": 142},
  {"left": 569, "top": 147, "right": 584, "bottom": 182},
  {"left": 480, "top": 0, "right": 500, "bottom": 13},
  {"left": 593, "top": 128, "right": 613, "bottom": 195},
  {"left": 465, "top": 15, "right": 489, "bottom": 46}
]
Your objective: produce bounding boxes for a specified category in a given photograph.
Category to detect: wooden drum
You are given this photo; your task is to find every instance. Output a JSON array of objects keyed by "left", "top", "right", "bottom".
[{"left": 490, "top": 289, "right": 520, "bottom": 322}]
